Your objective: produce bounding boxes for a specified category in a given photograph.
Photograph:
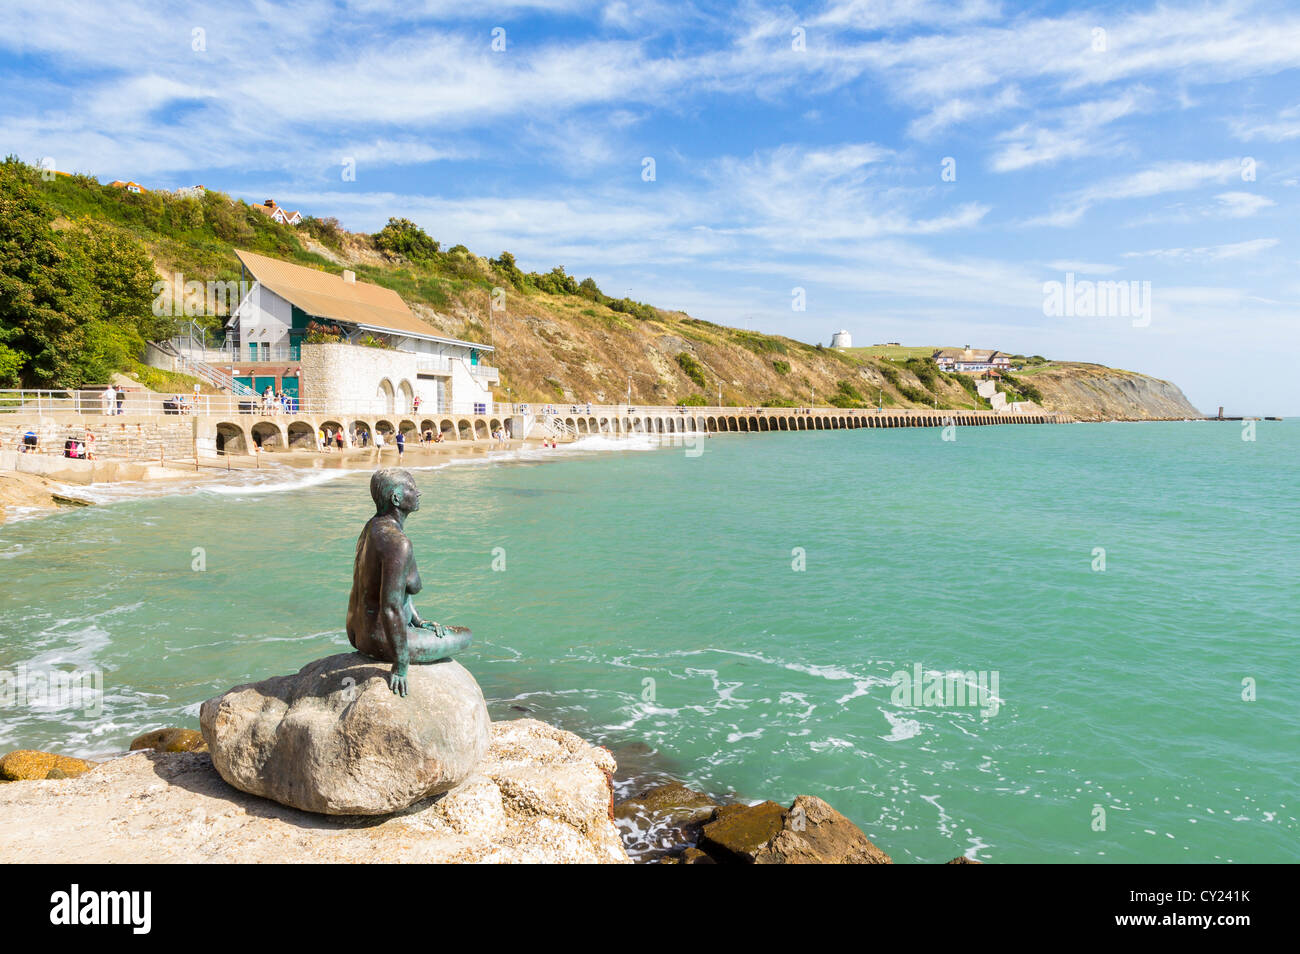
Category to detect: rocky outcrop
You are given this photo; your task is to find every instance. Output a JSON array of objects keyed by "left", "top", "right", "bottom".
[
  {"left": 1027, "top": 363, "right": 1201, "bottom": 421},
  {"left": 200, "top": 653, "right": 490, "bottom": 815},
  {"left": 614, "top": 780, "right": 721, "bottom": 860},
  {"left": 129, "top": 727, "right": 207, "bottom": 753},
  {"left": 647, "top": 792, "right": 893, "bottom": 864},
  {"left": 0, "top": 750, "right": 97, "bottom": 781},
  {"left": 0, "top": 719, "right": 628, "bottom": 863}
]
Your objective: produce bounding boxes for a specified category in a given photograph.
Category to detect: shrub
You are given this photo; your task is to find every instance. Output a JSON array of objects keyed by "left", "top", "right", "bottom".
[
  {"left": 997, "top": 371, "right": 1043, "bottom": 404},
  {"left": 302, "top": 215, "right": 346, "bottom": 251},
  {"left": 679, "top": 393, "right": 707, "bottom": 406},
  {"left": 772, "top": 359, "right": 790, "bottom": 375},
  {"left": 676, "top": 352, "right": 707, "bottom": 388},
  {"left": 373, "top": 217, "right": 439, "bottom": 260}
]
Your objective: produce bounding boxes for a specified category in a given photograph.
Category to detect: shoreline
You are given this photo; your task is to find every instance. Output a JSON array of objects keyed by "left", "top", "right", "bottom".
[
  {"left": 0, "top": 434, "right": 604, "bottom": 523},
  {"left": 2, "top": 415, "right": 1254, "bottom": 524}
]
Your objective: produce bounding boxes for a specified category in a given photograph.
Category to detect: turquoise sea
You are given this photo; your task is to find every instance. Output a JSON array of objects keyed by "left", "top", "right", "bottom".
[{"left": 1, "top": 421, "right": 1296, "bottom": 863}]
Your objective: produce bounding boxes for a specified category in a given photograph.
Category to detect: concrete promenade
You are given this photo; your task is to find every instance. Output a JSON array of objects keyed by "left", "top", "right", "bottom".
[{"left": 1, "top": 394, "right": 1070, "bottom": 461}]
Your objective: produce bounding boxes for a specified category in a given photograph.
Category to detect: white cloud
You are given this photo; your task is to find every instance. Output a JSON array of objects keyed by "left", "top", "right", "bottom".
[
  {"left": 1213, "top": 191, "right": 1275, "bottom": 217},
  {"left": 1230, "top": 103, "right": 1300, "bottom": 141},
  {"left": 989, "top": 89, "right": 1148, "bottom": 172},
  {"left": 1029, "top": 158, "right": 1245, "bottom": 226},
  {"left": 1123, "top": 238, "right": 1279, "bottom": 261}
]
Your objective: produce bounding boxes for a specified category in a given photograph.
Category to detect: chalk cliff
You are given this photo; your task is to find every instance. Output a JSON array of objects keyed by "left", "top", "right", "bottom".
[{"left": 1025, "top": 363, "right": 1202, "bottom": 421}]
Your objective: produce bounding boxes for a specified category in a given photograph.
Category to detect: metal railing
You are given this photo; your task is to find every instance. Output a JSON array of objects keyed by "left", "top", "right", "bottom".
[
  {"left": 0, "top": 390, "right": 497, "bottom": 419},
  {"left": 2, "top": 391, "right": 1048, "bottom": 422}
]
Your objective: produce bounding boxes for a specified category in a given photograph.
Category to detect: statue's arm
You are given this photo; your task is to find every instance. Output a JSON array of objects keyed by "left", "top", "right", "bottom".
[{"left": 380, "top": 538, "right": 413, "bottom": 695}]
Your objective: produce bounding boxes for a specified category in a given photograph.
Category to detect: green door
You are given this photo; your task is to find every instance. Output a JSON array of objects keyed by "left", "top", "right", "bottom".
[
  {"left": 281, "top": 376, "right": 299, "bottom": 412},
  {"left": 254, "top": 376, "right": 276, "bottom": 398},
  {"left": 233, "top": 375, "right": 254, "bottom": 392}
]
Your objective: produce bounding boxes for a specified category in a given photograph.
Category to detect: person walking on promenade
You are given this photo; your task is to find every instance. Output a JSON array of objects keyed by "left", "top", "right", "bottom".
[
  {"left": 101, "top": 386, "right": 115, "bottom": 416},
  {"left": 115, "top": 386, "right": 125, "bottom": 415}
]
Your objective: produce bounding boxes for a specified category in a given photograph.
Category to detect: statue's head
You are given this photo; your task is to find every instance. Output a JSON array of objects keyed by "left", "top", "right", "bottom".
[{"left": 370, "top": 468, "right": 420, "bottom": 515}]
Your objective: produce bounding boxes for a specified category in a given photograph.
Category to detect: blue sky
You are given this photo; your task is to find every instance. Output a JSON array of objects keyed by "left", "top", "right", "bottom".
[{"left": 3, "top": 0, "right": 1298, "bottom": 413}]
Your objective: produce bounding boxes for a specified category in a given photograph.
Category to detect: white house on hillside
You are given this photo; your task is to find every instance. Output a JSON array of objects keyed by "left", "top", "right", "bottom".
[{"left": 228, "top": 249, "right": 498, "bottom": 414}]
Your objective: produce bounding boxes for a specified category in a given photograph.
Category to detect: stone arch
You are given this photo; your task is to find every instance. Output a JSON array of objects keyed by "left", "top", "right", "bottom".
[
  {"left": 458, "top": 419, "right": 473, "bottom": 440},
  {"left": 377, "top": 378, "right": 395, "bottom": 414},
  {"left": 397, "top": 380, "right": 414, "bottom": 413},
  {"left": 398, "top": 419, "right": 417, "bottom": 439},
  {"left": 351, "top": 420, "right": 372, "bottom": 443},
  {"left": 287, "top": 421, "right": 316, "bottom": 449},
  {"left": 439, "top": 419, "right": 455, "bottom": 439},
  {"left": 375, "top": 419, "right": 395, "bottom": 437},
  {"left": 474, "top": 419, "right": 488, "bottom": 439},
  {"left": 251, "top": 420, "right": 285, "bottom": 450},
  {"left": 215, "top": 422, "right": 247, "bottom": 455},
  {"left": 320, "top": 420, "right": 345, "bottom": 446}
]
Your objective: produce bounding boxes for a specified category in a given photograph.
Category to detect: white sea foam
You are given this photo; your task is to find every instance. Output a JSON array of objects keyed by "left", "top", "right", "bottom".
[
  {"left": 200, "top": 468, "right": 350, "bottom": 496},
  {"left": 880, "top": 709, "right": 922, "bottom": 742}
]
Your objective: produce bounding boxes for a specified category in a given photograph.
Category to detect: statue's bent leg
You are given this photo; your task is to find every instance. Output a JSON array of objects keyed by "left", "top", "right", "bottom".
[{"left": 405, "top": 625, "right": 473, "bottom": 663}]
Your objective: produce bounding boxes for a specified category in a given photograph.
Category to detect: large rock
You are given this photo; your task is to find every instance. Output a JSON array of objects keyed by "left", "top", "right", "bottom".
[
  {"left": 697, "top": 795, "right": 892, "bottom": 864},
  {"left": 0, "top": 720, "right": 627, "bottom": 863},
  {"left": 614, "top": 781, "right": 720, "bottom": 860},
  {"left": 0, "top": 750, "right": 97, "bottom": 781},
  {"left": 200, "top": 653, "right": 489, "bottom": 814}
]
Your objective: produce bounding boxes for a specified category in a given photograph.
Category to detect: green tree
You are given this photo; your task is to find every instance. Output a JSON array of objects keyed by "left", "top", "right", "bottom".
[
  {"left": 0, "top": 157, "right": 89, "bottom": 386},
  {"left": 0, "top": 158, "right": 159, "bottom": 387},
  {"left": 373, "top": 217, "right": 440, "bottom": 260},
  {"left": 490, "top": 250, "right": 525, "bottom": 287}
]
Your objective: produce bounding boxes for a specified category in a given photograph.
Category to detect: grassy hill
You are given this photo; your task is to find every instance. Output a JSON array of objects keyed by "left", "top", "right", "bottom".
[{"left": 16, "top": 164, "right": 1201, "bottom": 418}]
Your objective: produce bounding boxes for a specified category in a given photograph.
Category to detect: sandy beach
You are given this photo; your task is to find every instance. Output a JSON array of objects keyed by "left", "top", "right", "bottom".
[{"left": 0, "top": 434, "right": 582, "bottom": 523}]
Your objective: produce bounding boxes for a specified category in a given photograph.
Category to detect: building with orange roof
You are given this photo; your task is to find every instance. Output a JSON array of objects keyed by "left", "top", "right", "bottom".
[{"left": 226, "top": 250, "right": 498, "bottom": 415}]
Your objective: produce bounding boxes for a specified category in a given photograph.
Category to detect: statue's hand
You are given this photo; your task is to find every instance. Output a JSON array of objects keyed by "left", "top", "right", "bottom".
[
  {"left": 389, "top": 668, "right": 408, "bottom": 697},
  {"left": 422, "top": 620, "right": 445, "bottom": 638}
]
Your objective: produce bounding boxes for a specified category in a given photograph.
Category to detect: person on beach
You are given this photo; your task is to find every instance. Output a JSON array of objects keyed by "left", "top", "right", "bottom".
[
  {"left": 335, "top": 430, "right": 344, "bottom": 451},
  {"left": 395, "top": 430, "right": 404, "bottom": 458}
]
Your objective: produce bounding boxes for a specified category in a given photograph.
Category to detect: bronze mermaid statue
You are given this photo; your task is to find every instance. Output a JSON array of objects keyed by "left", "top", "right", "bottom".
[{"left": 346, "top": 468, "right": 473, "bottom": 696}]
